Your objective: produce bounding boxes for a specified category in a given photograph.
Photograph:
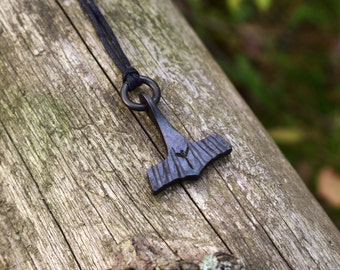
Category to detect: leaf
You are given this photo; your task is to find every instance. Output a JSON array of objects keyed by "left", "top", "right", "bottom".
[
  {"left": 253, "top": 0, "right": 271, "bottom": 12},
  {"left": 226, "top": 0, "right": 243, "bottom": 11},
  {"left": 268, "top": 127, "right": 304, "bottom": 144},
  {"left": 317, "top": 167, "right": 340, "bottom": 207}
]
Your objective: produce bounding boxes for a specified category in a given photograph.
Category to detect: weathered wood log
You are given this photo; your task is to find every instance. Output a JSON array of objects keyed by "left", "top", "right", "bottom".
[{"left": 0, "top": 0, "right": 339, "bottom": 269}]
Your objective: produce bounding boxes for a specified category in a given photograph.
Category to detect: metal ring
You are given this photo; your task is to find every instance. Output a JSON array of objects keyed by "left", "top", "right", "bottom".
[{"left": 120, "top": 76, "right": 161, "bottom": 111}]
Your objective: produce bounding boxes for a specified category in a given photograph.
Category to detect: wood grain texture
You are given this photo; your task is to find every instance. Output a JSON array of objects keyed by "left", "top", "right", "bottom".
[{"left": 0, "top": 0, "right": 339, "bottom": 269}]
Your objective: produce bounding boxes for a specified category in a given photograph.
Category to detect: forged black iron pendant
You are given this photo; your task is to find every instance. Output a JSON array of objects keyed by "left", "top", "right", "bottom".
[
  {"left": 81, "top": 0, "right": 232, "bottom": 194},
  {"left": 139, "top": 92, "right": 232, "bottom": 194}
]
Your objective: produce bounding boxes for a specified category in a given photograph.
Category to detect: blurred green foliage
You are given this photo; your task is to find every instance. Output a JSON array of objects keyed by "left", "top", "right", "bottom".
[{"left": 173, "top": 0, "right": 340, "bottom": 227}]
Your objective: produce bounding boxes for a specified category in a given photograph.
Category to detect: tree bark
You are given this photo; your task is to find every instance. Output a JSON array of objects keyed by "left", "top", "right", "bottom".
[{"left": 0, "top": 0, "right": 339, "bottom": 269}]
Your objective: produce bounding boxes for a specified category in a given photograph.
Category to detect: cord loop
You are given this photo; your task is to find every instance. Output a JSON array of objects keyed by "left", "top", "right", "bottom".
[{"left": 80, "top": 0, "right": 161, "bottom": 110}]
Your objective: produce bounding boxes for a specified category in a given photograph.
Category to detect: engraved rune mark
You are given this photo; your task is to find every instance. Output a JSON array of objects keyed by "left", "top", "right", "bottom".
[{"left": 175, "top": 146, "right": 194, "bottom": 169}]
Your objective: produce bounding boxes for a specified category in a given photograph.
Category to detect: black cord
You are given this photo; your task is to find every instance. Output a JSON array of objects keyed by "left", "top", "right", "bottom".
[{"left": 79, "top": 0, "right": 142, "bottom": 91}]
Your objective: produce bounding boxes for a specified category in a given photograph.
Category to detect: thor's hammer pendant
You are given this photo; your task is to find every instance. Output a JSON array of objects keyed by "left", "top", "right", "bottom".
[{"left": 140, "top": 93, "right": 232, "bottom": 194}]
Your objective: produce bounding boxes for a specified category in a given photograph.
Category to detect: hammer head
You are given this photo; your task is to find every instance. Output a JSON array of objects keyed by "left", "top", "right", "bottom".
[{"left": 148, "top": 133, "right": 232, "bottom": 193}]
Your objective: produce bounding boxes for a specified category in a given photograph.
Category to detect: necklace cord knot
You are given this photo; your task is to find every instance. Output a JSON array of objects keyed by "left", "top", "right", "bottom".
[{"left": 122, "top": 67, "right": 143, "bottom": 91}]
